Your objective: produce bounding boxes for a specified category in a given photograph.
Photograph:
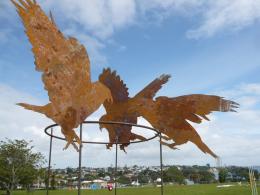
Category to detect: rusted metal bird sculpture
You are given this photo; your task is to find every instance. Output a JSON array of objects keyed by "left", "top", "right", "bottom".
[
  {"left": 99, "top": 69, "right": 239, "bottom": 158},
  {"left": 99, "top": 68, "right": 170, "bottom": 151},
  {"left": 12, "top": 0, "right": 113, "bottom": 151}
]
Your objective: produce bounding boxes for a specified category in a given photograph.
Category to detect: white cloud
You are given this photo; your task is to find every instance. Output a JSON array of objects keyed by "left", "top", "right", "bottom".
[
  {"left": 2, "top": 0, "right": 260, "bottom": 167},
  {"left": 53, "top": 0, "right": 260, "bottom": 40},
  {"left": 64, "top": 28, "right": 107, "bottom": 66},
  {"left": 1, "top": 82, "right": 260, "bottom": 167},
  {"left": 0, "top": 1, "right": 16, "bottom": 43},
  {"left": 41, "top": 0, "right": 136, "bottom": 39},
  {"left": 0, "top": 83, "right": 118, "bottom": 168},
  {"left": 240, "top": 83, "right": 260, "bottom": 95},
  {"left": 0, "top": 0, "right": 13, "bottom": 19},
  {"left": 0, "top": 84, "right": 50, "bottom": 148},
  {"left": 137, "top": 0, "right": 203, "bottom": 14},
  {"left": 0, "top": 29, "right": 12, "bottom": 44},
  {"left": 134, "top": 0, "right": 260, "bottom": 39},
  {"left": 4, "top": 0, "right": 260, "bottom": 44},
  {"left": 3, "top": 0, "right": 260, "bottom": 70},
  {"left": 187, "top": 0, "right": 260, "bottom": 39}
]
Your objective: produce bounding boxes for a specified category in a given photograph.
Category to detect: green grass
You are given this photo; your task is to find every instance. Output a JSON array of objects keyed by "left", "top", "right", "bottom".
[{"left": 1, "top": 184, "right": 259, "bottom": 195}]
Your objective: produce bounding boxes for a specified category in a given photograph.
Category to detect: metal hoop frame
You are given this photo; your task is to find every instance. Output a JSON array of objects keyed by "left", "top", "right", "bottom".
[{"left": 44, "top": 121, "right": 164, "bottom": 195}]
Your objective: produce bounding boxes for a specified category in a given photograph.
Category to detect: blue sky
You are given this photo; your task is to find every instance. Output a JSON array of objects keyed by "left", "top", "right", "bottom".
[{"left": 1, "top": 0, "right": 260, "bottom": 168}]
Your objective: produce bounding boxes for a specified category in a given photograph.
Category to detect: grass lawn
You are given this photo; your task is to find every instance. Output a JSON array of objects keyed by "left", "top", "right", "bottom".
[{"left": 1, "top": 184, "right": 259, "bottom": 195}]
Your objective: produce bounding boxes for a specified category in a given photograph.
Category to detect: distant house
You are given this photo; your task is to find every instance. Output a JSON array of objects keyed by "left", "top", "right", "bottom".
[
  {"left": 104, "top": 176, "right": 111, "bottom": 181},
  {"left": 226, "top": 172, "right": 233, "bottom": 180},
  {"left": 184, "top": 179, "right": 194, "bottom": 185},
  {"left": 209, "top": 168, "right": 219, "bottom": 180},
  {"left": 32, "top": 177, "right": 46, "bottom": 189},
  {"left": 81, "top": 180, "right": 92, "bottom": 189},
  {"left": 156, "top": 178, "right": 162, "bottom": 187},
  {"left": 131, "top": 179, "right": 140, "bottom": 186},
  {"left": 92, "top": 179, "right": 108, "bottom": 189}
]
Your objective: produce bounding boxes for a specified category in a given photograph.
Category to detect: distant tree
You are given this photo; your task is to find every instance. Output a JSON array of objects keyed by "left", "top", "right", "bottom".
[
  {"left": 138, "top": 173, "right": 149, "bottom": 184},
  {"left": 148, "top": 170, "right": 160, "bottom": 182},
  {"left": 136, "top": 168, "right": 159, "bottom": 184},
  {"left": 239, "top": 168, "right": 252, "bottom": 181},
  {"left": 118, "top": 176, "right": 131, "bottom": 185},
  {"left": 230, "top": 167, "right": 258, "bottom": 181},
  {"left": 253, "top": 170, "right": 259, "bottom": 180},
  {"left": 123, "top": 165, "right": 129, "bottom": 174},
  {"left": 190, "top": 173, "right": 201, "bottom": 183},
  {"left": 164, "top": 166, "right": 185, "bottom": 184},
  {"left": 84, "top": 174, "right": 98, "bottom": 181},
  {"left": 50, "top": 172, "right": 56, "bottom": 190},
  {"left": 107, "top": 166, "right": 114, "bottom": 175},
  {"left": 66, "top": 167, "right": 73, "bottom": 175},
  {"left": 219, "top": 168, "right": 228, "bottom": 183},
  {"left": 198, "top": 170, "right": 215, "bottom": 183},
  {"left": 97, "top": 170, "right": 105, "bottom": 177},
  {"left": 0, "top": 139, "right": 45, "bottom": 195}
]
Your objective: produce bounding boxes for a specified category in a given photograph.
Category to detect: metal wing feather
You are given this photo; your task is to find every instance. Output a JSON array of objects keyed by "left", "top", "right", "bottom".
[
  {"left": 12, "top": 0, "right": 114, "bottom": 151},
  {"left": 99, "top": 68, "right": 142, "bottom": 150},
  {"left": 155, "top": 95, "right": 239, "bottom": 123},
  {"left": 99, "top": 68, "right": 129, "bottom": 109},
  {"left": 12, "top": 0, "right": 91, "bottom": 112},
  {"left": 99, "top": 69, "right": 171, "bottom": 150},
  {"left": 139, "top": 94, "right": 239, "bottom": 158},
  {"left": 134, "top": 74, "right": 171, "bottom": 99}
]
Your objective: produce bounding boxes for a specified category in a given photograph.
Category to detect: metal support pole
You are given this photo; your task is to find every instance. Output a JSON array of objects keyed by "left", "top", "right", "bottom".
[
  {"left": 47, "top": 128, "right": 53, "bottom": 195},
  {"left": 159, "top": 133, "right": 164, "bottom": 195},
  {"left": 115, "top": 141, "right": 118, "bottom": 195},
  {"left": 78, "top": 124, "right": 83, "bottom": 195}
]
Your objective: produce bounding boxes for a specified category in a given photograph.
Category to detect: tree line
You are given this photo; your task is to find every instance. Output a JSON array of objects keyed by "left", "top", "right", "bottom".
[
  {"left": 0, "top": 139, "right": 45, "bottom": 195},
  {"left": 0, "top": 139, "right": 259, "bottom": 194}
]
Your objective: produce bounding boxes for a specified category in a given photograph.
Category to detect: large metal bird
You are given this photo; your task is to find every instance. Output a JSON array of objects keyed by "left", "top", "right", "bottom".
[
  {"left": 99, "top": 69, "right": 239, "bottom": 158},
  {"left": 12, "top": 0, "right": 113, "bottom": 151},
  {"left": 99, "top": 68, "right": 170, "bottom": 151}
]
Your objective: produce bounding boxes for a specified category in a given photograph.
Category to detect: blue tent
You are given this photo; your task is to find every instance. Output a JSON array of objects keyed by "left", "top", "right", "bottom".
[{"left": 90, "top": 183, "right": 99, "bottom": 190}]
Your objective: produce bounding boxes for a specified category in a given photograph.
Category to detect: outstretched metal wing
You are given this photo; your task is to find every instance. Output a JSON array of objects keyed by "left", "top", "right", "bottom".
[
  {"left": 12, "top": 0, "right": 91, "bottom": 112},
  {"left": 134, "top": 74, "right": 171, "bottom": 99},
  {"left": 100, "top": 69, "right": 239, "bottom": 158},
  {"left": 140, "top": 95, "right": 239, "bottom": 158},
  {"left": 12, "top": 0, "right": 113, "bottom": 151}
]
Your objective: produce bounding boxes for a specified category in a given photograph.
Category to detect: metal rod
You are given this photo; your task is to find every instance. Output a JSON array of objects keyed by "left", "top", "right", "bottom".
[
  {"left": 159, "top": 133, "right": 164, "bottom": 195},
  {"left": 115, "top": 141, "right": 118, "bottom": 195},
  {"left": 44, "top": 121, "right": 160, "bottom": 145},
  {"left": 43, "top": 122, "right": 163, "bottom": 195},
  {"left": 47, "top": 128, "right": 53, "bottom": 195},
  {"left": 78, "top": 124, "right": 83, "bottom": 195}
]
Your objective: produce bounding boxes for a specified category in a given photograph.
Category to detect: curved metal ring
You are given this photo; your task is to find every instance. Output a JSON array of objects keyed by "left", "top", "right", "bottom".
[{"left": 44, "top": 121, "right": 160, "bottom": 145}]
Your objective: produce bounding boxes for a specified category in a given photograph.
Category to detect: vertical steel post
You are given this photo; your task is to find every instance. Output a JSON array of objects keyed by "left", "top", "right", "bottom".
[
  {"left": 47, "top": 128, "right": 53, "bottom": 195},
  {"left": 159, "top": 133, "right": 164, "bottom": 195},
  {"left": 115, "top": 140, "right": 118, "bottom": 195},
  {"left": 78, "top": 124, "right": 83, "bottom": 195}
]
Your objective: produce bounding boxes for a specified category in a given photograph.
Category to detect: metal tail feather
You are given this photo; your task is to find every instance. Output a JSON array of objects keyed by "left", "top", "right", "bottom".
[
  {"left": 17, "top": 103, "right": 46, "bottom": 114},
  {"left": 195, "top": 140, "right": 218, "bottom": 159}
]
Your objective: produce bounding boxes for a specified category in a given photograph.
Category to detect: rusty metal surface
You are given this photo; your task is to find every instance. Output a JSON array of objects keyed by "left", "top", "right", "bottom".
[
  {"left": 99, "top": 68, "right": 170, "bottom": 151},
  {"left": 140, "top": 95, "right": 238, "bottom": 158},
  {"left": 99, "top": 69, "right": 239, "bottom": 158},
  {"left": 12, "top": 0, "right": 112, "bottom": 151}
]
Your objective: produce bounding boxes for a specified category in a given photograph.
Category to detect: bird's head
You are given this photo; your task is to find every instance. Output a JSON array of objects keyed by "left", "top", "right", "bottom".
[
  {"left": 98, "top": 114, "right": 119, "bottom": 133},
  {"left": 93, "top": 81, "right": 113, "bottom": 104},
  {"left": 99, "top": 114, "right": 109, "bottom": 131}
]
